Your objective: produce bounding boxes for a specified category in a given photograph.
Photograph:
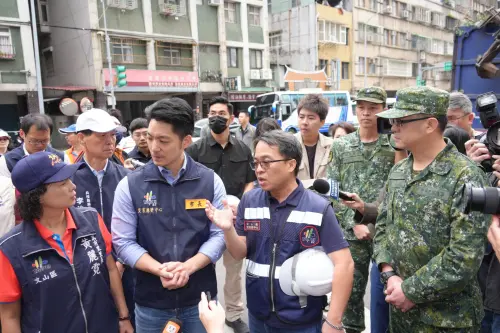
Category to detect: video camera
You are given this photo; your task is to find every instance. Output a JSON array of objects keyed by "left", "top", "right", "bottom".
[
  {"left": 464, "top": 184, "right": 500, "bottom": 214},
  {"left": 476, "top": 92, "right": 500, "bottom": 172}
]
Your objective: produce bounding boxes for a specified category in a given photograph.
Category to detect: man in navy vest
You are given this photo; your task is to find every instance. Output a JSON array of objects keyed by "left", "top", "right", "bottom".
[
  {"left": 0, "top": 113, "right": 63, "bottom": 177},
  {"left": 112, "top": 98, "right": 226, "bottom": 333},
  {"left": 206, "top": 130, "right": 354, "bottom": 333},
  {"left": 72, "top": 108, "right": 135, "bottom": 326}
]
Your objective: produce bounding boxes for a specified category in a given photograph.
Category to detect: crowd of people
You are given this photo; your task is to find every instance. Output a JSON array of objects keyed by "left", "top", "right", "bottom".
[{"left": 0, "top": 86, "right": 499, "bottom": 333}]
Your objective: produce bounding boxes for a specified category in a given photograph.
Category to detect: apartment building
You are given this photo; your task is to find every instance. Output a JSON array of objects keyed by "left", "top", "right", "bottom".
[
  {"left": 268, "top": 0, "right": 353, "bottom": 91},
  {"left": 0, "top": 0, "right": 39, "bottom": 130},
  {"left": 198, "top": 0, "right": 272, "bottom": 115},
  {"left": 352, "top": 0, "right": 468, "bottom": 95}
]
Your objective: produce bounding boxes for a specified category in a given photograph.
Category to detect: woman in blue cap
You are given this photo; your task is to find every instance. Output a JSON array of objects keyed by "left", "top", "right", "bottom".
[{"left": 0, "top": 151, "right": 133, "bottom": 333}]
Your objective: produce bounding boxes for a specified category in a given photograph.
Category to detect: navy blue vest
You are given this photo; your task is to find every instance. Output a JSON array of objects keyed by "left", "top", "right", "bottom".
[
  {"left": 72, "top": 160, "right": 129, "bottom": 231},
  {"left": 0, "top": 207, "right": 119, "bottom": 333},
  {"left": 5, "top": 145, "right": 64, "bottom": 172},
  {"left": 242, "top": 183, "right": 329, "bottom": 328},
  {"left": 127, "top": 156, "right": 217, "bottom": 309}
]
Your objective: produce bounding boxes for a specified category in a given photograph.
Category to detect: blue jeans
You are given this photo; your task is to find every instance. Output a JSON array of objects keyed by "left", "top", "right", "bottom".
[
  {"left": 248, "top": 312, "right": 322, "bottom": 333},
  {"left": 370, "top": 261, "right": 389, "bottom": 333},
  {"left": 481, "top": 310, "right": 500, "bottom": 333},
  {"left": 135, "top": 303, "right": 206, "bottom": 333}
]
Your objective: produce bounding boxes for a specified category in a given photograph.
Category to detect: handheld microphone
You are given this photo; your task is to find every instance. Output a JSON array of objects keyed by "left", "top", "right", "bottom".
[
  {"left": 312, "top": 179, "right": 353, "bottom": 201},
  {"left": 162, "top": 318, "right": 182, "bottom": 333},
  {"left": 130, "top": 159, "right": 145, "bottom": 169}
]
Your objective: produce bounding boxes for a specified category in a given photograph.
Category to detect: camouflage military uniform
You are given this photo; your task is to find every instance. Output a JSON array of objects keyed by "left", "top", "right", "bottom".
[
  {"left": 374, "top": 86, "right": 489, "bottom": 332},
  {"left": 327, "top": 87, "right": 395, "bottom": 332}
]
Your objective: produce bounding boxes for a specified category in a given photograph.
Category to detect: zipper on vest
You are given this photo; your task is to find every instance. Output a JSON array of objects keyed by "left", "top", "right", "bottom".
[
  {"left": 269, "top": 242, "right": 277, "bottom": 312},
  {"left": 99, "top": 186, "right": 104, "bottom": 218},
  {"left": 71, "top": 264, "right": 89, "bottom": 333},
  {"left": 172, "top": 191, "right": 178, "bottom": 261}
]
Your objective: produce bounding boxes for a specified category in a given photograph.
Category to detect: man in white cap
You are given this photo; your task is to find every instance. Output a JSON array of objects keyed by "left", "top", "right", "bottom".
[
  {"left": 71, "top": 108, "right": 135, "bottom": 326},
  {"left": 0, "top": 129, "right": 10, "bottom": 156}
]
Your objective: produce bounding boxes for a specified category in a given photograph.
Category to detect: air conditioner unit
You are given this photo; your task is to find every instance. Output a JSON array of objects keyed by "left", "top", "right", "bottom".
[
  {"left": 402, "top": 10, "right": 409, "bottom": 18},
  {"left": 250, "top": 69, "right": 261, "bottom": 80},
  {"left": 160, "top": 3, "right": 176, "bottom": 15},
  {"left": 326, "top": 78, "right": 333, "bottom": 86},
  {"left": 260, "top": 68, "right": 273, "bottom": 80},
  {"left": 107, "top": 0, "right": 124, "bottom": 8},
  {"left": 384, "top": 5, "right": 392, "bottom": 13},
  {"left": 208, "top": 0, "right": 222, "bottom": 5}
]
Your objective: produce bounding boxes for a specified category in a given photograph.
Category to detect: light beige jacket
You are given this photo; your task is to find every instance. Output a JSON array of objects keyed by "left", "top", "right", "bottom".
[{"left": 295, "top": 133, "right": 334, "bottom": 188}]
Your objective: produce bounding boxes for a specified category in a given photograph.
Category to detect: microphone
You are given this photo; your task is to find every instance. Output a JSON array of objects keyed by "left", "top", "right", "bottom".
[
  {"left": 162, "top": 318, "right": 182, "bottom": 333},
  {"left": 130, "top": 159, "right": 145, "bottom": 169},
  {"left": 312, "top": 179, "right": 353, "bottom": 202}
]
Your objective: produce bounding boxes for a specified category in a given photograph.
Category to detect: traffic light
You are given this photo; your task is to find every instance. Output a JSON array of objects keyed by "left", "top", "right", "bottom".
[
  {"left": 444, "top": 62, "right": 452, "bottom": 72},
  {"left": 116, "top": 65, "right": 127, "bottom": 87}
]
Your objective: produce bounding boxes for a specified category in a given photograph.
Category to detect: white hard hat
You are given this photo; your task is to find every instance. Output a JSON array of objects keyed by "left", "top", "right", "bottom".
[
  {"left": 226, "top": 195, "right": 240, "bottom": 206},
  {"left": 279, "top": 247, "right": 334, "bottom": 297}
]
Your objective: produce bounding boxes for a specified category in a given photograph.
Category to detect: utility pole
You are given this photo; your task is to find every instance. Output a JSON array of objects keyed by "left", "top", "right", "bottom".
[
  {"left": 29, "top": 0, "right": 44, "bottom": 114},
  {"left": 101, "top": 0, "right": 116, "bottom": 108}
]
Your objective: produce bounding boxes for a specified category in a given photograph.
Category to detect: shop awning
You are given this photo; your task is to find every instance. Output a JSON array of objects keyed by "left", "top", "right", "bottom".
[{"left": 43, "top": 85, "right": 96, "bottom": 91}]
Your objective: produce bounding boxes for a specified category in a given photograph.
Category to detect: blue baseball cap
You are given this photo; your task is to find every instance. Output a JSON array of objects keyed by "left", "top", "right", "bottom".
[
  {"left": 12, "top": 151, "right": 84, "bottom": 193},
  {"left": 58, "top": 124, "right": 77, "bottom": 134}
]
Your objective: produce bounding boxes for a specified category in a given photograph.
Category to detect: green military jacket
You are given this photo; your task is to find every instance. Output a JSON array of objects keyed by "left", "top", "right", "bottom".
[
  {"left": 374, "top": 139, "right": 488, "bottom": 328},
  {"left": 327, "top": 130, "right": 395, "bottom": 240}
]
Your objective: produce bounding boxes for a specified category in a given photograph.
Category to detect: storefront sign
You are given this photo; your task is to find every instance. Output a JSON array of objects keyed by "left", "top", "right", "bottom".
[
  {"left": 228, "top": 92, "right": 260, "bottom": 102},
  {"left": 225, "top": 76, "right": 241, "bottom": 91},
  {"left": 103, "top": 69, "right": 199, "bottom": 91}
]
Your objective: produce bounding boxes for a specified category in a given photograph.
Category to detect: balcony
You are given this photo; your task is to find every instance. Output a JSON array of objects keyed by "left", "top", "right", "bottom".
[
  {"left": 103, "top": 38, "right": 147, "bottom": 67},
  {"left": 156, "top": 42, "right": 193, "bottom": 70},
  {"left": 0, "top": 44, "right": 15, "bottom": 60}
]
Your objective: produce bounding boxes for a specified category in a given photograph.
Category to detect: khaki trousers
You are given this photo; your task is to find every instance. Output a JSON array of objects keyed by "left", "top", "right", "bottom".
[{"left": 223, "top": 249, "right": 244, "bottom": 322}]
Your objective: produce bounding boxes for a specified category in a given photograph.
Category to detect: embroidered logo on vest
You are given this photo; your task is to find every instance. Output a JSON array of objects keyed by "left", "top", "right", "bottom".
[{"left": 300, "top": 226, "right": 320, "bottom": 248}]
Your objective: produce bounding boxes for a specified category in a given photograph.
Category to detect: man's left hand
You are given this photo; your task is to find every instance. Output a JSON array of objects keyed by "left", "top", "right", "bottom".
[
  {"left": 159, "top": 262, "right": 191, "bottom": 290},
  {"left": 385, "top": 279, "right": 415, "bottom": 313}
]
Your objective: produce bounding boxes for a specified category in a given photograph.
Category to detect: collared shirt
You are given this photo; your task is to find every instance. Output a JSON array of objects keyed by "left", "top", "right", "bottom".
[
  {"left": 84, "top": 157, "right": 109, "bottom": 187},
  {"left": 111, "top": 153, "right": 226, "bottom": 266},
  {"left": 128, "top": 146, "right": 151, "bottom": 164},
  {"left": 234, "top": 124, "right": 256, "bottom": 152},
  {"left": 186, "top": 133, "right": 256, "bottom": 199},
  {"left": 0, "top": 209, "right": 112, "bottom": 303}
]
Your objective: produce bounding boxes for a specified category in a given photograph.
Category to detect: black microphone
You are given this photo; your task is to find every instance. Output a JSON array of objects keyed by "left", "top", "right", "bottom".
[
  {"left": 312, "top": 179, "right": 353, "bottom": 202},
  {"left": 162, "top": 318, "right": 182, "bottom": 333}
]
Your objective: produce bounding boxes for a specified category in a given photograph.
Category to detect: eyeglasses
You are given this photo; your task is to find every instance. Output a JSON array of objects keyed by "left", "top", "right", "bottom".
[
  {"left": 26, "top": 138, "right": 50, "bottom": 146},
  {"left": 389, "top": 116, "right": 432, "bottom": 127},
  {"left": 251, "top": 158, "right": 292, "bottom": 171},
  {"left": 447, "top": 113, "right": 469, "bottom": 122}
]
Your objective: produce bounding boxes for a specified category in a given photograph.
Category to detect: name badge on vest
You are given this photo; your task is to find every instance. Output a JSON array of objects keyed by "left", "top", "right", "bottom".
[
  {"left": 185, "top": 199, "right": 207, "bottom": 210},
  {"left": 300, "top": 226, "right": 320, "bottom": 248},
  {"left": 244, "top": 220, "right": 261, "bottom": 232}
]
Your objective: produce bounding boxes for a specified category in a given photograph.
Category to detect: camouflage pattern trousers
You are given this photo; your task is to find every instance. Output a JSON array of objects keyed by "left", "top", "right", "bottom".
[
  {"left": 389, "top": 306, "right": 479, "bottom": 333},
  {"left": 342, "top": 239, "right": 372, "bottom": 332}
]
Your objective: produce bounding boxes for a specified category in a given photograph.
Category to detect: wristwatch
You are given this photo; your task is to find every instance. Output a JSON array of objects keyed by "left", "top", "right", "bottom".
[{"left": 380, "top": 271, "right": 398, "bottom": 285}]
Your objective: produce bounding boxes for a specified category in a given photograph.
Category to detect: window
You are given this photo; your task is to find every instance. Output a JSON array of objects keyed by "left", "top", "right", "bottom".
[
  {"left": 444, "top": 41, "right": 454, "bottom": 55},
  {"left": 292, "top": 0, "right": 301, "bottom": 7},
  {"left": 446, "top": 16, "right": 458, "bottom": 30},
  {"left": 112, "top": 39, "right": 134, "bottom": 63},
  {"left": 319, "top": 59, "right": 328, "bottom": 71},
  {"left": 269, "top": 31, "right": 282, "bottom": 49},
  {"left": 369, "top": 0, "right": 378, "bottom": 11},
  {"left": 318, "top": 20, "right": 347, "bottom": 44},
  {"left": 411, "top": 35, "right": 431, "bottom": 52},
  {"left": 341, "top": 62, "right": 349, "bottom": 79},
  {"left": 42, "top": 48, "right": 54, "bottom": 76},
  {"left": 431, "top": 39, "right": 444, "bottom": 54},
  {"left": 355, "top": 0, "right": 365, "bottom": 7},
  {"left": 0, "top": 27, "right": 15, "bottom": 59},
  {"left": 431, "top": 12, "right": 445, "bottom": 27},
  {"left": 414, "top": 7, "right": 431, "bottom": 23},
  {"left": 357, "top": 57, "right": 378, "bottom": 75},
  {"left": 384, "top": 29, "right": 397, "bottom": 46},
  {"left": 383, "top": 59, "right": 412, "bottom": 77},
  {"left": 225, "top": 2, "right": 236, "bottom": 23},
  {"left": 227, "top": 47, "right": 238, "bottom": 67},
  {"left": 397, "top": 32, "right": 408, "bottom": 48},
  {"left": 248, "top": 6, "right": 260, "bottom": 26},
  {"left": 164, "top": 48, "right": 180, "bottom": 65},
  {"left": 39, "top": 0, "right": 49, "bottom": 23},
  {"left": 250, "top": 49, "right": 262, "bottom": 69},
  {"left": 358, "top": 23, "right": 380, "bottom": 44},
  {"left": 268, "top": 0, "right": 272, "bottom": 14},
  {"left": 412, "top": 63, "right": 418, "bottom": 77}
]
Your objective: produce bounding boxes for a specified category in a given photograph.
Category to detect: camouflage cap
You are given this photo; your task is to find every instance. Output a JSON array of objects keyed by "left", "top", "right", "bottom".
[
  {"left": 356, "top": 86, "right": 387, "bottom": 104},
  {"left": 377, "top": 86, "right": 450, "bottom": 119}
]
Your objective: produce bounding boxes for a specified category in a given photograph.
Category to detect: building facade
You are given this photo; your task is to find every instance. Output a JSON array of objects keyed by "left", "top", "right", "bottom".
[
  {"left": 0, "top": 0, "right": 39, "bottom": 130},
  {"left": 268, "top": 0, "right": 353, "bottom": 92},
  {"left": 351, "top": 0, "right": 468, "bottom": 96}
]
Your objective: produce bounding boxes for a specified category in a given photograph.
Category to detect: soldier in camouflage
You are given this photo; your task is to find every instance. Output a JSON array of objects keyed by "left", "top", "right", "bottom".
[
  {"left": 374, "top": 86, "right": 489, "bottom": 332},
  {"left": 327, "top": 86, "right": 395, "bottom": 332}
]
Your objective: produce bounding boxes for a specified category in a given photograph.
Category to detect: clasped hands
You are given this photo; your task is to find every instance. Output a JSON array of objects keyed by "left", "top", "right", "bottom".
[
  {"left": 158, "top": 261, "right": 192, "bottom": 290},
  {"left": 384, "top": 275, "right": 415, "bottom": 313}
]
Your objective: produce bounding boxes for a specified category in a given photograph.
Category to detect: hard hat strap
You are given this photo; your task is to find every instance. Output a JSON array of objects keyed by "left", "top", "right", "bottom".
[{"left": 291, "top": 253, "right": 308, "bottom": 308}]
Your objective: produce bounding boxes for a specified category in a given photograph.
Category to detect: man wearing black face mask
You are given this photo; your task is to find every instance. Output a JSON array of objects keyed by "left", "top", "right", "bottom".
[{"left": 186, "top": 96, "right": 255, "bottom": 333}]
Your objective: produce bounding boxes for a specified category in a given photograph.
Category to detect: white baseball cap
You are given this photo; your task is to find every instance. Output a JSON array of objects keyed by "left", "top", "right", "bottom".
[
  {"left": 0, "top": 129, "right": 9, "bottom": 139},
  {"left": 76, "top": 108, "right": 127, "bottom": 133}
]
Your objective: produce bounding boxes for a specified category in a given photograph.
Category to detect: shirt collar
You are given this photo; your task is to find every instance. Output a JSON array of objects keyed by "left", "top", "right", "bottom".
[
  {"left": 83, "top": 156, "right": 109, "bottom": 174},
  {"left": 23, "top": 144, "right": 29, "bottom": 156},
  {"left": 158, "top": 152, "right": 188, "bottom": 176},
  {"left": 268, "top": 179, "right": 304, "bottom": 207},
  {"left": 208, "top": 132, "right": 235, "bottom": 147},
  {"left": 33, "top": 209, "right": 77, "bottom": 240}
]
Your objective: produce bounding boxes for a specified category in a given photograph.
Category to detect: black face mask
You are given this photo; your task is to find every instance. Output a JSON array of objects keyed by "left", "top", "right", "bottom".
[{"left": 209, "top": 116, "right": 228, "bottom": 134}]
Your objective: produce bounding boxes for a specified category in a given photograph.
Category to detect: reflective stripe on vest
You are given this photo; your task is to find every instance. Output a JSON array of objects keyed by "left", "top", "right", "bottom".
[{"left": 246, "top": 259, "right": 281, "bottom": 279}]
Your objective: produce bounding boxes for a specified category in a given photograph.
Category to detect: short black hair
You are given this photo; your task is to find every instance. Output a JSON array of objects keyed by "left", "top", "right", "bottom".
[
  {"left": 436, "top": 115, "right": 448, "bottom": 133},
  {"left": 255, "top": 130, "right": 302, "bottom": 176},
  {"left": 239, "top": 110, "right": 250, "bottom": 117},
  {"left": 209, "top": 96, "right": 233, "bottom": 115},
  {"left": 444, "top": 124, "right": 469, "bottom": 154},
  {"left": 254, "top": 118, "right": 281, "bottom": 139},
  {"left": 130, "top": 118, "right": 148, "bottom": 133},
  {"left": 109, "top": 108, "right": 124, "bottom": 125},
  {"left": 17, "top": 184, "right": 48, "bottom": 222},
  {"left": 148, "top": 98, "right": 194, "bottom": 138},
  {"left": 20, "top": 114, "right": 54, "bottom": 134},
  {"left": 297, "top": 94, "right": 329, "bottom": 121},
  {"left": 329, "top": 121, "right": 356, "bottom": 137}
]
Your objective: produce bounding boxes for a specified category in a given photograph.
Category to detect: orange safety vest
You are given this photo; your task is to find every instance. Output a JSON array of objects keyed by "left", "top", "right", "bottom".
[{"left": 64, "top": 147, "right": 80, "bottom": 164}]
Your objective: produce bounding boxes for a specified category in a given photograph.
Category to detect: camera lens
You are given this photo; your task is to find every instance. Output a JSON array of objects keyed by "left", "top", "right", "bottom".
[{"left": 465, "top": 184, "right": 500, "bottom": 214}]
